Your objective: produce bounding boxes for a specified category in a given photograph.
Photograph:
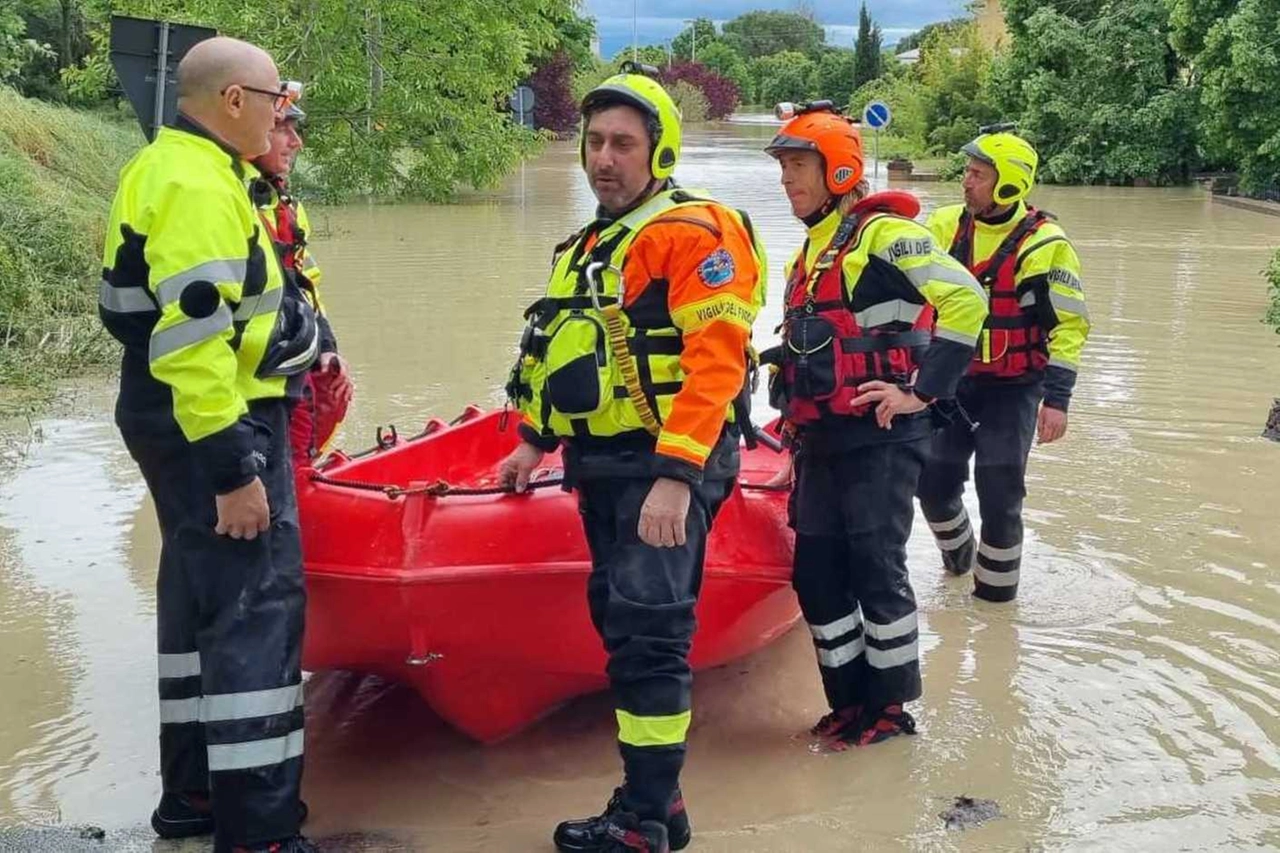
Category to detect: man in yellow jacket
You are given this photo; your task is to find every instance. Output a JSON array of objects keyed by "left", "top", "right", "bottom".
[
  {"left": 98, "top": 36, "right": 317, "bottom": 853},
  {"left": 501, "top": 65, "right": 765, "bottom": 853},
  {"left": 917, "top": 125, "right": 1090, "bottom": 602}
]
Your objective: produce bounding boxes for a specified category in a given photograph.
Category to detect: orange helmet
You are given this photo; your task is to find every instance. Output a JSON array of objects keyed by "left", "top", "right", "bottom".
[{"left": 765, "top": 104, "right": 864, "bottom": 196}]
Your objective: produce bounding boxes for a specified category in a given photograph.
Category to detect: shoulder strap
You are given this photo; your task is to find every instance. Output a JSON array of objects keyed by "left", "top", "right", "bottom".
[
  {"left": 975, "top": 210, "right": 1050, "bottom": 286},
  {"left": 950, "top": 210, "right": 974, "bottom": 268}
]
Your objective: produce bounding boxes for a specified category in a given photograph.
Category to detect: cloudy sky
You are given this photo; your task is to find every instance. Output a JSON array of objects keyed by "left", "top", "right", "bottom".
[{"left": 585, "top": 0, "right": 970, "bottom": 57}]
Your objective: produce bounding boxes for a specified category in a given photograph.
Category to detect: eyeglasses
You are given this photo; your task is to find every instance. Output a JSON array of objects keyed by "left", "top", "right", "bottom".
[{"left": 225, "top": 80, "right": 303, "bottom": 111}]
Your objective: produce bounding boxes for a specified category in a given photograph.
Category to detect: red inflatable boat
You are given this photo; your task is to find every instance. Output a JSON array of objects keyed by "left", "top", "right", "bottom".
[{"left": 295, "top": 407, "right": 799, "bottom": 743}]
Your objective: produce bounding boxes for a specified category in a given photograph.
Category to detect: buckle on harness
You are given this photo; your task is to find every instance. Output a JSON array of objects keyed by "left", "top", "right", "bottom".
[{"left": 584, "top": 261, "right": 622, "bottom": 312}]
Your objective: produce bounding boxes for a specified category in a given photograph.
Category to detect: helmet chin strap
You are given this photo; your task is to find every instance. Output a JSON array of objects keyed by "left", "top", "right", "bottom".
[{"left": 801, "top": 194, "right": 839, "bottom": 227}]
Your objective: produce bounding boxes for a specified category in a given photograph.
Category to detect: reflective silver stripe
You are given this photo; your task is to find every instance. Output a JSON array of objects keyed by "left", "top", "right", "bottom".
[
  {"left": 864, "top": 611, "right": 918, "bottom": 641},
  {"left": 816, "top": 635, "right": 865, "bottom": 669},
  {"left": 866, "top": 641, "right": 918, "bottom": 670},
  {"left": 270, "top": 328, "right": 320, "bottom": 375},
  {"left": 854, "top": 299, "right": 924, "bottom": 328},
  {"left": 619, "top": 192, "right": 687, "bottom": 231},
  {"left": 160, "top": 697, "right": 200, "bottom": 724},
  {"left": 1048, "top": 357, "right": 1077, "bottom": 373},
  {"left": 897, "top": 261, "right": 983, "bottom": 294},
  {"left": 934, "top": 327, "right": 979, "bottom": 348},
  {"left": 975, "top": 565, "right": 1020, "bottom": 588},
  {"left": 200, "top": 684, "right": 303, "bottom": 723},
  {"left": 809, "top": 610, "right": 861, "bottom": 641},
  {"left": 207, "top": 729, "right": 304, "bottom": 772},
  {"left": 232, "top": 286, "right": 283, "bottom": 323},
  {"left": 928, "top": 511, "right": 968, "bottom": 533},
  {"left": 1049, "top": 291, "right": 1089, "bottom": 319},
  {"left": 156, "top": 259, "right": 248, "bottom": 307},
  {"left": 979, "top": 541, "right": 1022, "bottom": 562},
  {"left": 158, "top": 652, "right": 201, "bottom": 679},
  {"left": 938, "top": 526, "right": 974, "bottom": 551},
  {"left": 99, "top": 280, "right": 155, "bottom": 313},
  {"left": 1019, "top": 292, "right": 1037, "bottom": 308},
  {"left": 150, "top": 305, "right": 233, "bottom": 361}
]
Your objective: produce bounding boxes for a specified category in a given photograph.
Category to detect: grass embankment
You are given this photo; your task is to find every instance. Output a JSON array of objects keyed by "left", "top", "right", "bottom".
[{"left": 0, "top": 87, "right": 141, "bottom": 414}]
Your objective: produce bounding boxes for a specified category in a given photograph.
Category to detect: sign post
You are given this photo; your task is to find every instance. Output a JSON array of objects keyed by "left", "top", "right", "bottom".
[
  {"left": 510, "top": 85, "right": 536, "bottom": 129},
  {"left": 109, "top": 15, "right": 216, "bottom": 141},
  {"left": 862, "top": 100, "right": 893, "bottom": 182}
]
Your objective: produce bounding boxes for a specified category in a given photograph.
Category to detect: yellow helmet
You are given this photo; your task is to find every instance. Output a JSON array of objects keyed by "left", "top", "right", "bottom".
[
  {"left": 579, "top": 63, "right": 682, "bottom": 180},
  {"left": 961, "top": 124, "right": 1039, "bottom": 205}
]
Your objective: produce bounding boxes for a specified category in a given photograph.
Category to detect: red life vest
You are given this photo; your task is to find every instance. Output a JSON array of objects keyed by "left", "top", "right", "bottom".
[
  {"left": 949, "top": 208, "right": 1053, "bottom": 378},
  {"left": 252, "top": 177, "right": 305, "bottom": 272},
  {"left": 777, "top": 192, "right": 936, "bottom": 424}
]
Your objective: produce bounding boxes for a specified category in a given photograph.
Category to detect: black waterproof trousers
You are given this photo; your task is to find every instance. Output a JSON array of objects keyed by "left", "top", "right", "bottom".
[
  {"left": 917, "top": 379, "right": 1042, "bottom": 602},
  {"left": 121, "top": 398, "right": 306, "bottom": 851},
  {"left": 575, "top": 473, "right": 733, "bottom": 824},
  {"left": 791, "top": 437, "right": 926, "bottom": 713}
]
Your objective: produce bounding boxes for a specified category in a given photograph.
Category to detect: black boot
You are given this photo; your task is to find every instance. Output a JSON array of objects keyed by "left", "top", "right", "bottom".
[
  {"left": 554, "top": 788, "right": 689, "bottom": 851},
  {"left": 151, "top": 791, "right": 214, "bottom": 839},
  {"left": 151, "top": 793, "right": 309, "bottom": 840}
]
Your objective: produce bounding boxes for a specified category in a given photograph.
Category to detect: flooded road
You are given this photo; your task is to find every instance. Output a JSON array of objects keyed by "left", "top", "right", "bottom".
[{"left": 2, "top": 122, "right": 1280, "bottom": 851}]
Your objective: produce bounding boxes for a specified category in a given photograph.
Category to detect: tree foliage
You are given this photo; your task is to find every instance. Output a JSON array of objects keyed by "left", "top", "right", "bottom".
[
  {"left": 753, "top": 50, "right": 815, "bottom": 107},
  {"left": 994, "top": 0, "right": 1197, "bottom": 185},
  {"left": 1178, "top": 0, "right": 1280, "bottom": 193},
  {"left": 810, "top": 48, "right": 856, "bottom": 104},
  {"left": 656, "top": 60, "right": 738, "bottom": 120},
  {"left": 671, "top": 17, "right": 716, "bottom": 62},
  {"left": 55, "top": 0, "right": 578, "bottom": 200},
  {"left": 722, "top": 10, "right": 824, "bottom": 60},
  {"left": 852, "top": 2, "right": 881, "bottom": 90}
]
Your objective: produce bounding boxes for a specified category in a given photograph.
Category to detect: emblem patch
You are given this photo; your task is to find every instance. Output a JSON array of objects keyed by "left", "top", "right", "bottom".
[
  {"left": 834, "top": 165, "right": 855, "bottom": 185},
  {"left": 697, "top": 248, "right": 736, "bottom": 287}
]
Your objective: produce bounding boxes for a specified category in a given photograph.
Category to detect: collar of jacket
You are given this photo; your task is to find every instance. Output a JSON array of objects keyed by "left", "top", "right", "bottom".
[
  {"left": 170, "top": 113, "right": 260, "bottom": 181},
  {"left": 975, "top": 200, "right": 1024, "bottom": 227},
  {"left": 593, "top": 179, "right": 673, "bottom": 224}
]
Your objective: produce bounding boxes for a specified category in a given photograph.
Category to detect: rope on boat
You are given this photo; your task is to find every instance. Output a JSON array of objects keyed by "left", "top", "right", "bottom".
[{"left": 307, "top": 472, "right": 790, "bottom": 499}]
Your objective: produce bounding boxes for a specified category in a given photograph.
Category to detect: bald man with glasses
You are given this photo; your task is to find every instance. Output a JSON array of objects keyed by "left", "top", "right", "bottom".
[{"left": 99, "top": 36, "right": 318, "bottom": 853}]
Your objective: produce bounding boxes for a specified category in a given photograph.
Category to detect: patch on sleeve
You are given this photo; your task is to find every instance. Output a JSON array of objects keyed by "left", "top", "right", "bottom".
[{"left": 696, "top": 248, "right": 736, "bottom": 287}]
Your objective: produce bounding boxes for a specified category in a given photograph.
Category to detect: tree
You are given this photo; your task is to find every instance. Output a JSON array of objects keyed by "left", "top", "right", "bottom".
[
  {"left": 528, "top": 51, "right": 577, "bottom": 134},
  {"left": 917, "top": 23, "right": 1000, "bottom": 153},
  {"left": 753, "top": 50, "right": 817, "bottom": 108},
  {"left": 722, "top": 11, "right": 825, "bottom": 60},
  {"left": 1175, "top": 0, "right": 1280, "bottom": 193},
  {"left": 810, "top": 47, "right": 856, "bottom": 104},
  {"left": 853, "top": 3, "right": 882, "bottom": 90},
  {"left": 894, "top": 17, "right": 966, "bottom": 54},
  {"left": 993, "top": 0, "right": 1198, "bottom": 185},
  {"left": 656, "top": 61, "right": 739, "bottom": 119},
  {"left": 672, "top": 17, "right": 716, "bottom": 62},
  {"left": 697, "top": 41, "right": 750, "bottom": 100},
  {"left": 60, "top": 0, "right": 580, "bottom": 200},
  {"left": 1, "top": 1, "right": 57, "bottom": 94}
]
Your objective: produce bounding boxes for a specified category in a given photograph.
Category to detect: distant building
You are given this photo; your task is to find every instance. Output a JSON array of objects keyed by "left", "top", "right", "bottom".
[{"left": 590, "top": 34, "right": 601, "bottom": 60}]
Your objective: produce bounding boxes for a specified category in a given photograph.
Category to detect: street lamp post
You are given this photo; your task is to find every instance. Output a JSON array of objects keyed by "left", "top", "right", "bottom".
[
  {"left": 632, "top": 0, "right": 638, "bottom": 63},
  {"left": 683, "top": 18, "right": 697, "bottom": 62}
]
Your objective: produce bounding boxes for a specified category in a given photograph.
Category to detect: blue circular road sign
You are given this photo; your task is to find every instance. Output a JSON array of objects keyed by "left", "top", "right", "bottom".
[{"left": 863, "top": 100, "right": 892, "bottom": 130}]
